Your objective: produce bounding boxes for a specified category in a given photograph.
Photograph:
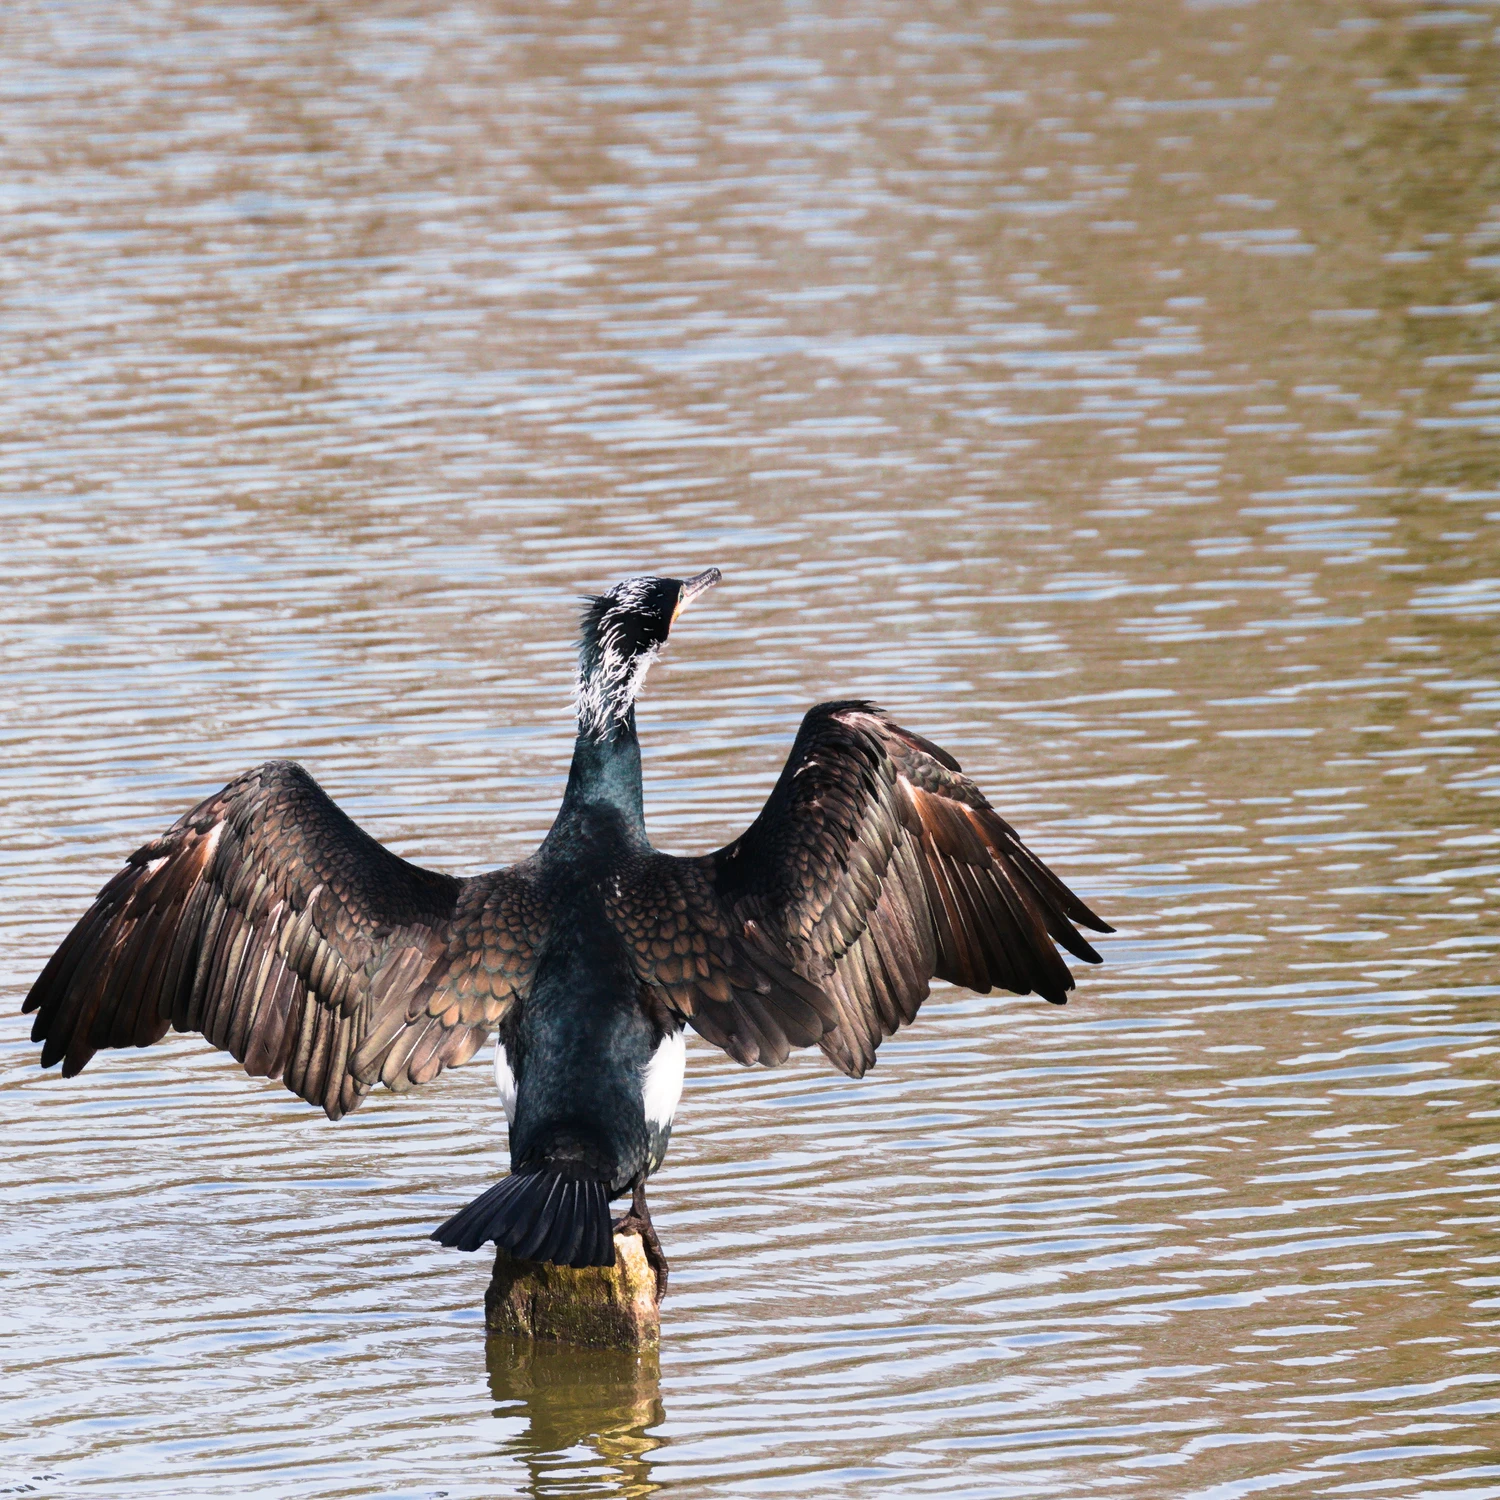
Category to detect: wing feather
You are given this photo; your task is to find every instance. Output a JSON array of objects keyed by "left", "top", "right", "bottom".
[
  {"left": 24, "top": 761, "right": 545, "bottom": 1118},
  {"left": 605, "top": 701, "right": 1111, "bottom": 1077}
]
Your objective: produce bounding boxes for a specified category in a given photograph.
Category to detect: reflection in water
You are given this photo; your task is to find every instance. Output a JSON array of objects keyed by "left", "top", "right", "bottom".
[{"left": 487, "top": 1338, "right": 663, "bottom": 1500}]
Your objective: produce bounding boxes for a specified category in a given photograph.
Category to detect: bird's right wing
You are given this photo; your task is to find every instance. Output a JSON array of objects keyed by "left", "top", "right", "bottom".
[
  {"left": 23, "top": 761, "right": 546, "bottom": 1118},
  {"left": 605, "top": 701, "right": 1111, "bottom": 1076}
]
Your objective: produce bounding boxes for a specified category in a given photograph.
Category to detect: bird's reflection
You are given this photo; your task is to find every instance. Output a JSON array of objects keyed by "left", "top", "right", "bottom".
[{"left": 487, "top": 1335, "right": 664, "bottom": 1499}]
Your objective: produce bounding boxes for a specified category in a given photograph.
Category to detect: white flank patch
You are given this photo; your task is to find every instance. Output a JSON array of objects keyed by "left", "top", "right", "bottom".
[
  {"left": 642, "top": 1029, "right": 686, "bottom": 1128},
  {"left": 493, "top": 1041, "right": 517, "bottom": 1124}
]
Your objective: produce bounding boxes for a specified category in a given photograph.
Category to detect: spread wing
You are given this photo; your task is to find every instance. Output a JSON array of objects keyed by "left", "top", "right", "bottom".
[
  {"left": 606, "top": 701, "right": 1112, "bottom": 1076},
  {"left": 23, "top": 761, "right": 545, "bottom": 1119}
]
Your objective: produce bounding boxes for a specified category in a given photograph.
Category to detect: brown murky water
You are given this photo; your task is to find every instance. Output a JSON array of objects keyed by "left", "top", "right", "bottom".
[{"left": 3, "top": 1, "right": 1499, "bottom": 1496}]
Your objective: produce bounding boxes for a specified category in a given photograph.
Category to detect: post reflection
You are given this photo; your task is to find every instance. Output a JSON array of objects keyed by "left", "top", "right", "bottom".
[{"left": 486, "top": 1336, "right": 665, "bottom": 1499}]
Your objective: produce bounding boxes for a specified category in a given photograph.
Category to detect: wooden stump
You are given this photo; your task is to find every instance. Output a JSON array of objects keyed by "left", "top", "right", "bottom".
[{"left": 485, "top": 1231, "right": 661, "bottom": 1348}]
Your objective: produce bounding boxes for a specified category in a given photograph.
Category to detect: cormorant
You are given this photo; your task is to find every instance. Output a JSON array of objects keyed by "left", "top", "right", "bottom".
[{"left": 22, "top": 569, "right": 1111, "bottom": 1295}]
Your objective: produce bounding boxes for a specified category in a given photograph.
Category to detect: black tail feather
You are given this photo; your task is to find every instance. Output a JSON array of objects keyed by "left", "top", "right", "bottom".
[
  {"left": 554, "top": 1182, "right": 585, "bottom": 1268},
  {"left": 430, "top": 1171, "right": 614, "bottom": 1268},
  {"left": 587, "top": 1187, "right": 606, "bottom": 1265}
]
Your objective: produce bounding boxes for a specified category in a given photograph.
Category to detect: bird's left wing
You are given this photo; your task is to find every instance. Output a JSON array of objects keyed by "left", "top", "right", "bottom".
[
  {"left": 605, "top": 701, "right": 1112, "bottom": 1076},
  {"left": 23, "top": 761, "right": 544, "bottom": 1118}
]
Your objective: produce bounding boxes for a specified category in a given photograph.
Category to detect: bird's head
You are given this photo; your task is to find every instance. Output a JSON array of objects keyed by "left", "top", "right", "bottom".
[{"left": 574, "top": 568, "right": 721, "bottom": 739}]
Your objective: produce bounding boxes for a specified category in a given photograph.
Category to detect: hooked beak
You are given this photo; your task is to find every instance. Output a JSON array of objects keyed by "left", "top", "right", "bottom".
[{"left": 672, "top": 567, "right": 721, "bottom": 624}]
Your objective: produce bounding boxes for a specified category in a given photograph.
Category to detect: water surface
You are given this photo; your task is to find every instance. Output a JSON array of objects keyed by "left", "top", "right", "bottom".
[{"left": 2, "top": 2, "right": 1498, "bottom": 1496}]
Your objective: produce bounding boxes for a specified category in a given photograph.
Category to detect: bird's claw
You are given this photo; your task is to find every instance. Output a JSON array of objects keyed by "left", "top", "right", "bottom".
[{"left": 611, "top": 1209, "right": 669, "bottom": 1302}]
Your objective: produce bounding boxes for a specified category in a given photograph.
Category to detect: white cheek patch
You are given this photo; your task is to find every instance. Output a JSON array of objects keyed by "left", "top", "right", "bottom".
[
  {"left": 494, "top": 1041, "right": 517, "bottom": 1124},
  {"left": 642, "top": 1029, "right": 686, "bottom": 1129}
]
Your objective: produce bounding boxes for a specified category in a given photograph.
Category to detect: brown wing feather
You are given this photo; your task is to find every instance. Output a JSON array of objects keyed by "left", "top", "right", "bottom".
[
  {"left": 612, "top": 700, "right": 1111, "bottom": 1078},
  {"left": 23, "top": 761, "right": 543, "bottom": 1118},
  {"left": 602, "top": 856, "right": 835, "bottom": 1067}
]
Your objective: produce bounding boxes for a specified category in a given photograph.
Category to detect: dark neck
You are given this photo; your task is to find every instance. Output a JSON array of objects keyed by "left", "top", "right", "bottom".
[{"left": 555, "top": 709, "right": 647, "bottom": 838}]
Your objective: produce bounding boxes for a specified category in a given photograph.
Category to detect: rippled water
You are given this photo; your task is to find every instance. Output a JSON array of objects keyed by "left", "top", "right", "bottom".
[{"left": 3, "top": 2, "right": 1499, "bottom": 1496}]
